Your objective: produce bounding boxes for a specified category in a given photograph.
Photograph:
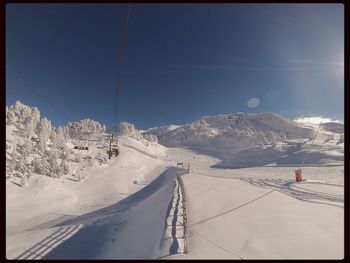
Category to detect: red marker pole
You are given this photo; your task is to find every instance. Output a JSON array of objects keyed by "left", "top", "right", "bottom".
[{"left": 295, "top": 169, "right": 302, "bottom": 182}]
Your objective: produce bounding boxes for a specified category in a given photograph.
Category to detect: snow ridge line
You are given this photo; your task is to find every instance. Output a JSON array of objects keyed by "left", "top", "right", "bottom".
[{"left": 176, "top": 173, "right": 189, "bottom": 254}]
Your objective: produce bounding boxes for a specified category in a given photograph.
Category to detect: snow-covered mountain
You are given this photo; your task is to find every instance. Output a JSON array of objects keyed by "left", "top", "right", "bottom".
[
  {"left": 144, "top": 112, "right": 318, "bottom": 149},
  {"left": 6, "top": 101, "right": 344, "bottom": 184},
  {"left": 144, "top": 124, "right": 180, "bottom": 137},
  {"left": 143, "top": 112, "right": 343, "bottom": 168}
]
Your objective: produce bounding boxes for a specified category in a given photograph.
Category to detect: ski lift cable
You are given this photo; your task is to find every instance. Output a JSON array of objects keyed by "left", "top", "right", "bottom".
[
  {"left": 108, "top": 4, "right": 132, "bottom": 159},
  {"left": 113, "top": 4, "right": 132, "bottom": 132},
  {"left": 300, "top": 122, "right": 323, "bottom": 167},
  {"left": 6, "top": 64, "right": 73, "bottom": 123}
]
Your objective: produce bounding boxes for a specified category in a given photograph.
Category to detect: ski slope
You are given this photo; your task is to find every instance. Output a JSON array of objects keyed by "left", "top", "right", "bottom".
[
  {"left": 6, "top": 136, "right": 170, "bottom": 259},
  {"left": 6, "top": 118, "right": 344, "bottom": 259}
]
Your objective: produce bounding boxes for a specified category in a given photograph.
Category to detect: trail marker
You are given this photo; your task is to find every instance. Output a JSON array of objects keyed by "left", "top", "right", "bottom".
[{"left": 295, "top": 169, "right": 302, "bottom": 183}]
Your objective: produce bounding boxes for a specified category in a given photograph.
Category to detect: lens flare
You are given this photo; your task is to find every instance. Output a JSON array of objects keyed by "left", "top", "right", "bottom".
[{"left": 247, "top": 98, "right": 260, "bottom": 108}]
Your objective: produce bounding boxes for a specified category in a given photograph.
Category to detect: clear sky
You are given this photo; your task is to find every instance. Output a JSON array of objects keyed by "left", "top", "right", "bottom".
[{"left": 6, "top": 3, "right": 344, "bottom": 129}]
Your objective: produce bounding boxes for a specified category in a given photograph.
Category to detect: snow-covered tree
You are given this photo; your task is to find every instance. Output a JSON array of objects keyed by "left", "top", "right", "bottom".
[
  {"left": 63, "top": 126, "right": 70, "bottom": 140},
  {"left": 56, "top": 126, "right": 66, "bottom": 148},
  {"left": 50, "top": 130, "right": 58, "bottom": 149},
  {"left": 117, "top": 122, "right": 143, "bottom": 141},
  {"left": 25, "top": 117, "right": 36, "bottom": 138},
  {"left": 36, "top": 117, "right": 53, "bottom": 151},
  {"left": 6, "top": 109, "right": 15, "bottom": 125},
  {"left": 32, "top": 156, "right": 49, "bottom": 175},
  {"left": 60, "top": 159, "right": 70, "bottom": 175},
  {"left": 64, "top": 119, "right": 105, "bottom": 139},
  {"left": 143, "top": 133, "right": 158, "bottom": 143},
  {"left": 48, "top": 150, "right": 61, "bottom": 178},
  {"left": 38, "top": 129, "right": 48, "bottom": 152},
  {"left": 22, "top": 139, "right": 32, "bottom": 158}
]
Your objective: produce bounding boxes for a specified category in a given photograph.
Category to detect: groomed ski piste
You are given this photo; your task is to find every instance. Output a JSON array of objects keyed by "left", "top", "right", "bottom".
[{"left": 6, "top": 105, "right": 344, "bottom": 260}]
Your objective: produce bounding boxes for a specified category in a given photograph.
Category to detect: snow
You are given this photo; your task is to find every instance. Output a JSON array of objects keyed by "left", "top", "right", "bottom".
[
  {"left": 41, "top": 167, "right": 179, "bottom": 259},
  {"left": 294, "top": 117, "right": 344, "bottom": 125},
  {"left": 6, "top": 101, "right": 344, "bottom": 259},
  {"left": 7, "top": 135, "right": 169, "bottom": 259},
  {"left": 167, "top": 150, "right": 344, "bottom": 259}
]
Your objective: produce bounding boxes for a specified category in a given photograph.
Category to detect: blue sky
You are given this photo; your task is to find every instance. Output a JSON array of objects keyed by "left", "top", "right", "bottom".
[{"left": 6, "top": 4, "right": 344, "bottom": 129}]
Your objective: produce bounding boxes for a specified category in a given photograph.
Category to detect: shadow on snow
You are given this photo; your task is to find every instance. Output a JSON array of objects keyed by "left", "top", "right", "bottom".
[{"left": 21, "top": 167, "right": 186, "bottom": 259}]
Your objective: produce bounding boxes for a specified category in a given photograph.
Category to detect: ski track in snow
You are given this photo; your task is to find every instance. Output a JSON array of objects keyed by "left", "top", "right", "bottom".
[
  {"left": 192, "top": 171, "right": 343, "bottom": 208},
  {"left": 240, "top": 178, "right": 344, "bottom": 208}
]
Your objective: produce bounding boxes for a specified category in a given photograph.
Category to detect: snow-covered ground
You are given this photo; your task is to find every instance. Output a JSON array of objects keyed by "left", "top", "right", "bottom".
[
  {"left": 180, "top": 167, "right": 343, "bottom": 259},
  {"left": 6, "top": 136, "right": 170, "bottom": 259},
  {"left": 160, "top": 142, "right": 344, "bottom": 259},
  {"left": 6, "top": 137, "right": 344, "bottom": 259},
  {"left": 6, "top": 103, "right": 344, "bottom": 259}
]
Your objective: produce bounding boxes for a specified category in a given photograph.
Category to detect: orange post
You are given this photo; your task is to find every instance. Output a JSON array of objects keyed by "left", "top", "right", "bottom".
[{"left": 295, "top": 169, "right": 302, "bottom": 183}]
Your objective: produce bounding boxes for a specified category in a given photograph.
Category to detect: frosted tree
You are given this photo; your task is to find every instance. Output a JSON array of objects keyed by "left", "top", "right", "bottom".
[
  {"left": 39, "top": 129, "right": 48, "bottom": 152},
  {"left": 117, "top": 122, "right": 143, "bottom": 141},
  {"left": 143, "top": 133, "right": 158, "bottom": 143},
  {"left": 62, "top": 126, "right": 70, "bottom": 140},
  {"left": 37, "top": 118, "right": 53, "bottom": 152},
  {"left": 50, "top": 130, "right": 58, "bottom": 149},
  {"left": 10, "top": 136, "right": 18, "bottom": 175},
  {"left": 31, "top": 106, "right": 41, "bottom": 124},
  {"left": 73, "top": 154, "right": 81, "bottom": 163},
  {"left": 6, "top": 109, "right": 15, "bottom": 125},
  {"left": 32, "top": 156, "right": 50, "bottom": 175},
  {"left": 6, "top": 136, "right": 17, "bottom": 178},
  {"left": 22, "top": 138, "right": 32, "bottom": 158},
  {"left": 60, "top": 159, "right": 70, "bottom": 175},
  {"left": 25, "top": 117, "right": 35, "bottom": 139},
  {"left": 13, "top": 101, "right": 33, "bottom": 126},
  {"left": 56, "top": 126, "right": 66, "bottom": 148},
  {"left": 37, "top": 117, "right": 53, "bottom": 136},
  {"left": 48, "top": 150, "right": 61, "bottom": 178}
]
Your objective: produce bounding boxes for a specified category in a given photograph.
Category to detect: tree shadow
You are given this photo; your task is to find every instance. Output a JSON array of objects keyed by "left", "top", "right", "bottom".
[
  {"left": 16, "top": 225, "right": 84, "bottom": 259},
  {"left": 21, "top": 167, "right": 185, "bottom": 259}
]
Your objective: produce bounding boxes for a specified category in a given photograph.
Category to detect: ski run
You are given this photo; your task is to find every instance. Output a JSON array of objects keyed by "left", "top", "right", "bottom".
[{"left": 6, "top": 101, "right": 343, "bottom": 259}]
